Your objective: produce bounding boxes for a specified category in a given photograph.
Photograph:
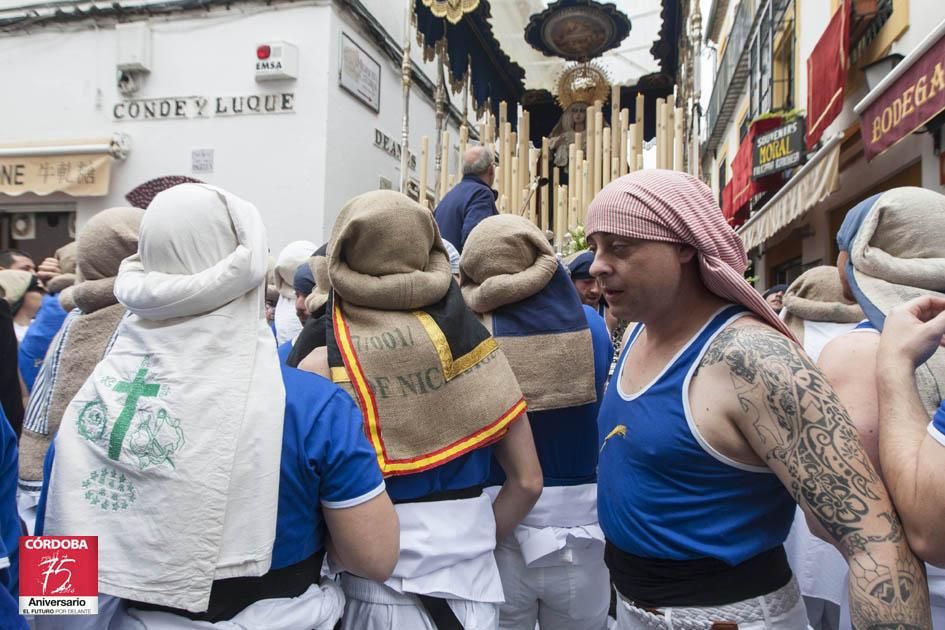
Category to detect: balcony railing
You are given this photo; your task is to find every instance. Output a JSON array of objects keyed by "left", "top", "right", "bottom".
[
  {"left": 850, "top": 0, "right": 894, "bottom": 65},
  {"left": 703, "top": 0, "right": 761, "bottom": 157}
]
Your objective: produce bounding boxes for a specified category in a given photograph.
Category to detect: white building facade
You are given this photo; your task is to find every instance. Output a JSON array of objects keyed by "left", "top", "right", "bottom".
[{"left": 0, "top": 0, "right": 475, "bottom": 258}]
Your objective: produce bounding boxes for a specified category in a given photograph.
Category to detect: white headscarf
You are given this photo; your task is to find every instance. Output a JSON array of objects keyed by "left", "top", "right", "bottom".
[
  {"left": 274, "top": 240, "right": 316, "bottom": 344},
  {"left": 45, "top": 184, "right": 285, "bottom": 612}
]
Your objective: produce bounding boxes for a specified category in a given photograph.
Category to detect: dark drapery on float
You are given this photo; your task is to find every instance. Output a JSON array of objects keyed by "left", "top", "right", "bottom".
[{"left": 414, "top": 0, "right": 526, "bottom": 125}]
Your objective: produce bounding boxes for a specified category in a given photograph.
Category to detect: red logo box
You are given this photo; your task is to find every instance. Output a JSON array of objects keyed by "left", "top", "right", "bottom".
[{"left": 19, "top": 536, "right": 98, "bottom": 615}]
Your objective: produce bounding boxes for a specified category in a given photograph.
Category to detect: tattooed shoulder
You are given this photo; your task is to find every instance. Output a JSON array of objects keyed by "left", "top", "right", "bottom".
[
  {"left": 698, "top": 323, "right": 930, "bottom": 630},
  {"left": 698, "top": 323, "right": 880, "bottom": 541}
]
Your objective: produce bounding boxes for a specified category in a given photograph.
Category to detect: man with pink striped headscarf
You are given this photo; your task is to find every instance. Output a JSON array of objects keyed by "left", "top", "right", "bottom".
[{"left": 587, "top": 170, "right": 929, "bottom": 630}]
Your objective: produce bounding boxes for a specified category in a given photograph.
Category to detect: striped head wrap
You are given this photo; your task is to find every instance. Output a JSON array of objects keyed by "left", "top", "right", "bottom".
[{"left": 586, "top": 169, "right": 796, "bottom": 340}]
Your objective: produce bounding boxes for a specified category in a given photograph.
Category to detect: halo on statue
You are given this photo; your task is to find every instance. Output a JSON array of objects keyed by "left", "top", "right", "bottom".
[{"left": 555, "top": 62, "right": 611, "bottom": 110}]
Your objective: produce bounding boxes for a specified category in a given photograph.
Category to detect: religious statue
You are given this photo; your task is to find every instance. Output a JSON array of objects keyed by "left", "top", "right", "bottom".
[
  {"left": 549, "top": 63, "right": 611, "bottom": 169},
  {"left": 549, "top": 102, "right": 588, "bottom": 168}
]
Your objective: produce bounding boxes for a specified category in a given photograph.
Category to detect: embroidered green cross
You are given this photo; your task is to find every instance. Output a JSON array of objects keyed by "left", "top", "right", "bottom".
[{"left": 108, "top": 359, "right": 160, "bottom": 460}]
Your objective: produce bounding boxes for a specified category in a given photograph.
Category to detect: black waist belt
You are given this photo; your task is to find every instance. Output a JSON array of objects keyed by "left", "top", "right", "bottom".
[
  {"left": 605, "top": 542, "right": 792, "bottom": 609},
  {"left": 130, "top": 549, "right": 325, "bottom": 623},
  {"left": 391, "top": 484, "right": 483, "bottom": 505}
]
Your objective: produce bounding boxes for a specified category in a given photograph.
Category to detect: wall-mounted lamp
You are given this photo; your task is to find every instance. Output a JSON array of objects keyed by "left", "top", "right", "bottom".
[{"left": 861, "top": 53, "right": 904, "bottom": 92}]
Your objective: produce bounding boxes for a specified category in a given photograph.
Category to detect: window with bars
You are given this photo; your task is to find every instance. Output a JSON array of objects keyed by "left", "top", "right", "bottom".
[
  {"left": 748, "top": 0, "right": 796, "bottom": 120},
  {"left": 850, "top": 0, "right": 894, "bottom": 65}
]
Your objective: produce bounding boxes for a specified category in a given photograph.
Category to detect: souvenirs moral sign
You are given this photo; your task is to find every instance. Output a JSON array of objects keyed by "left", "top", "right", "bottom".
[{"left": 752, "top": 117, "right": 805, "bottom": 179}]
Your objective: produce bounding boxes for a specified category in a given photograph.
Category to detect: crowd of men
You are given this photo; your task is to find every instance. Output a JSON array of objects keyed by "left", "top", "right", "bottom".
[{"left": 0, "top": 146, "right": 943, "bottom": 630}]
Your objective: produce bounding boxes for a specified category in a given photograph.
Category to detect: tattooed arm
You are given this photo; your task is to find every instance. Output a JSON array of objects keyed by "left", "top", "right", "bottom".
[{"left": 699, "top": 322, "right": 930, "bottom": 630}]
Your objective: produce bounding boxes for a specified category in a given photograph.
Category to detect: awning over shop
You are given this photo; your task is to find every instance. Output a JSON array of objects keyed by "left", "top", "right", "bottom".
[
  {"left": 854, "top": 18, "right": 945, "bottom": 161},
  {"left": 806, "top": 1, "right": 849, "bottom": 150},
  {"left": 0, "top": 135, "right": 129, "bottom": 197},
  {"left": 738, "top": 133, "right": 843, "bottom": 252}
]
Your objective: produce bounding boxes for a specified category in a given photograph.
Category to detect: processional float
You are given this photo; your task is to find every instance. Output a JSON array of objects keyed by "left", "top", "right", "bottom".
[{"left": 408, "top": 0, "right": 686, "bottom": 252}]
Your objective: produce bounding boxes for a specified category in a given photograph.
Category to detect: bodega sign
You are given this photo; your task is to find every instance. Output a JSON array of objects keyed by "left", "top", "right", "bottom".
[
  {"left": 752, "top": 118, "right": 805, "bottom": 179},
  {"left": 860, "top": 33, "right": 945, "bottom": 161}
]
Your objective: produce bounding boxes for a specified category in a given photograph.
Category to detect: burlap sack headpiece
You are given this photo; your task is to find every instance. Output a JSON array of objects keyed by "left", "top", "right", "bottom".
[
  {"left": 328, "top": 190, "right": 452, "bottom": 309},
  {"left": 304, "top": 243, "right": 330, "bottom": 315},
  {"left": 840, "top": 187, "right": 945, "bottom": 415},
  {"left": 19, "top": 207, "right": 144, "bottom": 486},
  {"left": 71, "top": 207, "right": 144, "bottom": 314},
  {"left": 46, "top": 242, "right": 78, "bottom": 295},
  {"left": 781, "top": 266, "right": 863, "bottom": 342},
  {"left": 327, "top": 191, "right": 525, "bottom": 476},
  {"left": 461, "top": 215, "right": 597, "bottom": 411},
  {"left": 461, "top": 214, "right": 559, "bottom": 313},
  {"left": 586, "top": 169, "right": 796, "bottom": 341}
]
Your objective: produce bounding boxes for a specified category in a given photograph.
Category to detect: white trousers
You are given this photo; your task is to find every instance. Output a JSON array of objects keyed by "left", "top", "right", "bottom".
[
  {"left": 494, "top": 535, "right": 609, "bottom": 630},
  {"left": 36, "top": 581, "right": 345, "bottom": 630},
  {"left": 614, "top": 577, "right": 809, "bottom": 630},
  {"left": 339, "top": 573, "right": 499, "bottom": 630}
]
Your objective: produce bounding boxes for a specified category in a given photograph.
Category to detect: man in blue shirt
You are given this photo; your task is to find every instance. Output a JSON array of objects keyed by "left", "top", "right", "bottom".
[
  {"left": 587, "top": 171, "right": 928, "bottom": 630},
  {"left": 462, "top": 215, "right": 613, "bottom": 629},
  {"left": 434, "top": 146, "right": 498, "bottom": 252}
]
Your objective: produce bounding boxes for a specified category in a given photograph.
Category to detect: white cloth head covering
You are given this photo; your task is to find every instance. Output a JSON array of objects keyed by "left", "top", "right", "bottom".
[
  {"left": 44, "top": 184, "right": 285, "bottom": 612},
  {"left": 442, "top": 238, "right": 461, "bottom": 275},
  {"left": 274, "top": 240, "right": 316, "bottom": 344}
]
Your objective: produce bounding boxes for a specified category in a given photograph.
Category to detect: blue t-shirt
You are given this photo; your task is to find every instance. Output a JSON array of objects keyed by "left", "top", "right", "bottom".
[
  {"left": 18, "top": 295, "right": 68, "bottom": 392},
  {"left": 488, "top": 305, "right": 612, "bottom": 487},
  {"left": 36, "top": 364, "right": 385, "bottom": 573},
  {"left": 277, "top": 340, "right": 293, "bottom": 366},
  {"left": 271, "top": 364, "right": 385, "bottom": 568},
  {"left": 0, "top": 407, "right": 26, "bottom": 629},
  {"left": 385, "top": 448, "right": 493, "bottom": 502}
]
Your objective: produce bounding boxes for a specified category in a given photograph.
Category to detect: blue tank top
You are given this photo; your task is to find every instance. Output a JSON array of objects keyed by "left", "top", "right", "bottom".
[
  {"left": 597, "top": 305, "right": 795, "bottom": 565},
  {"left": 853, "top": 318, "right": 879, "bottom": 332}
]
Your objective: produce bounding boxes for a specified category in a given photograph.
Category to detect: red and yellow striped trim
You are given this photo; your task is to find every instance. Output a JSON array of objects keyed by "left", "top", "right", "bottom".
[{"left": 333, "top": 300, "right": 526, "bottom": 476}]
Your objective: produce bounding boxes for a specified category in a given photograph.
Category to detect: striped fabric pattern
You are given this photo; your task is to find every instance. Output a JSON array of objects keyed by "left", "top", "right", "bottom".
[
  {"left": 586, "top": 169, "right": 796, "bottom": 341},
  {"left": 22, "top": 310, "right": 78, "bottom": 436}
]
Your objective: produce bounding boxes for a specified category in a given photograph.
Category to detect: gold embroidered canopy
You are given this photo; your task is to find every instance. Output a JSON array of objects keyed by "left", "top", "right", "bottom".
[{"left": 421, "top": 0, "right": 480, "bottom": 25}]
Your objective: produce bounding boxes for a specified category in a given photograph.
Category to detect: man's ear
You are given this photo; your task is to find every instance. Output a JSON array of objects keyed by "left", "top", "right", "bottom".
[{"left": 677, "top": 245, "right": 697, "bottom": 264}]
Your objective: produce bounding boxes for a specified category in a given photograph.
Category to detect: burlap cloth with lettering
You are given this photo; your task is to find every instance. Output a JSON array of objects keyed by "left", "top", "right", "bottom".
[
  {"left": 326, "top": 191, "right": 525, "bottom": 477},
  {"left": 781, "top": 266, "right": 863, "bottom": 345},
  {"left": 19, "top": 207, "right": 144, "bottom": 488},
  {"left": 461, "top": 215, "right": 596, "bottom": 412}
]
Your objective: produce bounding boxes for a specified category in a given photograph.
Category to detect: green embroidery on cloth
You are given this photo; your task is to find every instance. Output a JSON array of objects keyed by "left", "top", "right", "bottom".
[
  {"left": 128, "top": 408, "right": 185, "bottom": 470},
  {"left": 76, "top": 355, "right": 186, "bottom": 471},
  {"left": 82, "top": 466, "right": 136, "bottom": 512},
  {"left": 108, "top": 357, "right": 161, "bottom": 460},
  {"left": 77, "top": 399, "right": 108, "bottom": 442}
]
